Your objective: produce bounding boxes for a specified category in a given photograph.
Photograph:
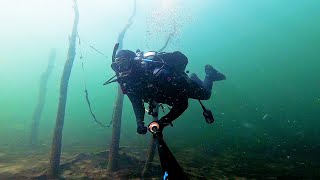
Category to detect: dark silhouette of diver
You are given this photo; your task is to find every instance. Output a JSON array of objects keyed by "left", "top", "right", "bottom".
[{"left": 108, "top": 48, "right": 226, "bottom": 134}]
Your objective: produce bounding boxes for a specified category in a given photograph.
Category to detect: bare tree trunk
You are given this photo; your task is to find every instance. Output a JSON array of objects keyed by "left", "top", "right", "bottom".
[
  {"left": 142, "top": 27, "right": 175, "bottom": 175},
  {"left": 47, "top": 1, "right": 79, "bottom": 178},
  {"left": 107, "top": 0, "right": 136, "bottom": 173},
  {"left": 30, "top": 49, "right": 56, "bottom": 147},
  {"left": 158, "top": 22, "right": 176, "bottom": 52},
  {"left": 142, "top": 104, "right": 159, "bottom": 177},
  {"left": 158, "top": 34, "right": 173, "bottom": 52},
  {"left": 107, "top": 87, "right": 124, "bottom": 171}
]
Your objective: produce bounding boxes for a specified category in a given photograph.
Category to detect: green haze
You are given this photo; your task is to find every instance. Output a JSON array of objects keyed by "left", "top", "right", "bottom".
[{"left": 0, "top": 0, "right": 319, "bottom": 178}]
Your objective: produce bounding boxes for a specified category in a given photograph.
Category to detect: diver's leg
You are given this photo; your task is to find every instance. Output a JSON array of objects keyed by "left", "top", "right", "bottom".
[
  {"left": 203, "top": 76, "right": 213, "bottom": 93},
  {"left": 190, "top": 73, "right": 203, "bottom": 86},
  {"left": 188, "top": 65, "right": 226, "bottom": 100},
  {"left": 188, "top": 79, "right": 211, "bottom": 100}
]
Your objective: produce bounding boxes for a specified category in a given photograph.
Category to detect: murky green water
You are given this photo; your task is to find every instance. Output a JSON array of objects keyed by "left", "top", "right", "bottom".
[{"left": 0, "top": 0, "right": 319, "bottom": 178}]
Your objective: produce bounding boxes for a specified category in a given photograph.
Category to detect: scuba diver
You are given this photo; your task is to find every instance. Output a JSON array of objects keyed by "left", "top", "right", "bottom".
[{"left": 106, "top": 44, "right": 226, "bottom": 134}]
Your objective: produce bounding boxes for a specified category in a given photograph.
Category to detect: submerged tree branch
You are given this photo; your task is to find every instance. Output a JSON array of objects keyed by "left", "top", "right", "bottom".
[
  {"left": 117, "top": 0, "right": 137, "bottom": 50},
  {"left": 158, "top": 21, "right": 177, "bottom": 52},
  {"left": 47, "top": 0, "right": 79, "bottom": 178},
  {"left": 107, "top": 0, "right": 137, "bottom": 173},
  {"left": 30, "top": 49, "right": 56, "bottom": 147}
]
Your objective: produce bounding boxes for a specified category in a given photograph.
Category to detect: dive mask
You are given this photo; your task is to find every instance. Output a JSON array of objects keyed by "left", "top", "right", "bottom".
[{"left": 111, "top": 57, "right": 132, "bottom": 72}]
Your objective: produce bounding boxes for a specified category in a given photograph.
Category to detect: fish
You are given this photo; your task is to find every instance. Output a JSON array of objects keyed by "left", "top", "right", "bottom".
[
  {"left": 262, "top": 114, "right": 268, "bottom": 120},
  {"left": 242, "top": 122, "right": 254, "bottom": 129}
]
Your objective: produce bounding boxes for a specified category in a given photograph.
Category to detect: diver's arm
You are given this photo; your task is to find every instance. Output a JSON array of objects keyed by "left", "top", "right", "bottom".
[
  {"left": 127, "top": 93, "right": 145, "bottom": 124},
  {"left": 160, "top": 98, "right": 188, "bottom": 124}
]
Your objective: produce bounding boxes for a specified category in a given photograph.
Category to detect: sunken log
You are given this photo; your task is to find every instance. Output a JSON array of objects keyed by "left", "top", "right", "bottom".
[
  {"left": 158, "top": 34, "right": 173, "bottom": 52},
  {"left": 107, "top": 0, "right": 137, "bottom": 173},
  {"left": 142, "top": 22, "right": 176, "bottom": 175},
  {"left": 107, "top": 87, "right": 124, "bottom": 172},
  {"left": 30, "top": 49, "right": 56, "bottom": 147},
  {"left": 158, "top": 22, "right": 176, "bottom": 52},
  {"left": 142, "top": 105, "right": 159, "bottom": 177},
  {"left": 47, "top": 0, "right": 79, "bottom": 178}
]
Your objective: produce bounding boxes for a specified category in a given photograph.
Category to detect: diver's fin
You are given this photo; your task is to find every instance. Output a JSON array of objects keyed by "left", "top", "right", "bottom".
[{"left": 205, "top": 64, "right": 226, "bottom": 81}]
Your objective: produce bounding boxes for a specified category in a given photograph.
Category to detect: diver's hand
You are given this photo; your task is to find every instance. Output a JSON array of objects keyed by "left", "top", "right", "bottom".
[
  {"left": 148, "top": 121, "right": 160, "bottom": 133},
  {"left": 137, "top": 122, "right": 147, "bottom": 134}
]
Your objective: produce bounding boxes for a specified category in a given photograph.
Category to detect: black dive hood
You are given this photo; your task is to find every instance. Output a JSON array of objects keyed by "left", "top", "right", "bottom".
[{"left": 103, "top": 43, "right": 161, "bottom": 86}]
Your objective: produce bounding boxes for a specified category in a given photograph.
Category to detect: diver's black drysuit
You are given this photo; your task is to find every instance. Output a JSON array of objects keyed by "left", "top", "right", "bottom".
[{"left": 114, "top": 50, "right": 225, "bottom": 134}]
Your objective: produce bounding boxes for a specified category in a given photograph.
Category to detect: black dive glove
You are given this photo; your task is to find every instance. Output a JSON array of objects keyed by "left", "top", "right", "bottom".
[
  {"left": 159, "top": 117, "right": 173, "bottom": 128},
  {"left": 137, "top": 121, "right": 147, "bottom": 134}
]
